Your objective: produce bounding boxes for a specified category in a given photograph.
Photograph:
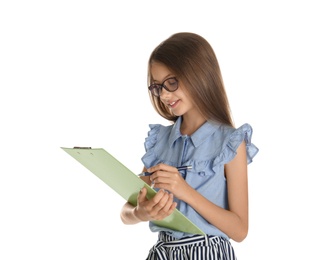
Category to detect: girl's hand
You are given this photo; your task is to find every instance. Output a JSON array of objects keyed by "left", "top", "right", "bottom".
[
  {"left": 134, "top": 187, "right": 177, "bottom": 221},
  {"left": 147, "top": 163, "right": 191, "bottom": 200}
]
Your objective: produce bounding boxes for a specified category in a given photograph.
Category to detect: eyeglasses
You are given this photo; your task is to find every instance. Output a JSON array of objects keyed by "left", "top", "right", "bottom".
[{"left": 148, "top": 77, "right": 179, "bottom": 97}]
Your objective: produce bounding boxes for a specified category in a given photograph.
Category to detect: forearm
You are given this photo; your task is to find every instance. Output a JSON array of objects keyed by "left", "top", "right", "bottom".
[
  {"left": 184, "top": 187, "right": 248, "bottom": 242},
  {"left": 120, "top": 202, "right": 142, "bottom": 225}
]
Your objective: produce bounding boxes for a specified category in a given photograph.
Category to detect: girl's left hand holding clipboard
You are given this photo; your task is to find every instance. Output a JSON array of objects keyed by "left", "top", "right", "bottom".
[{"left": 135, "top": 166, "right": 177, "bottom": 221}]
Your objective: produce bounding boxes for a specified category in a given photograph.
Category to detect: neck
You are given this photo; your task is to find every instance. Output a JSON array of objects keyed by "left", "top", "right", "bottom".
[{"left": 180, "top": 114, "right": 206, "bottom": 136}]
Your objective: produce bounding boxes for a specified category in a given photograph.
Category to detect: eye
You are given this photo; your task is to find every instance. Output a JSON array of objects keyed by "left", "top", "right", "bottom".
[
  {"left": 164, "top": 78, "right": 178, "bottom": 91},
  {"left": 166, "top": 78, "right": 177, "bottom": 85}
]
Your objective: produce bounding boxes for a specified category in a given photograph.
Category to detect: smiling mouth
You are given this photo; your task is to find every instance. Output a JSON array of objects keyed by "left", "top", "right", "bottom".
[{"left": 169, "top": 100, "right": 179, "bottom": 108}]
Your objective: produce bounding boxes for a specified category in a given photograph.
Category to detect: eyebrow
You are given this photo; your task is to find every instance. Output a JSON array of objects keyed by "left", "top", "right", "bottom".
[{"left": 152, "top": 74, "right": 174, "bottom": 83}]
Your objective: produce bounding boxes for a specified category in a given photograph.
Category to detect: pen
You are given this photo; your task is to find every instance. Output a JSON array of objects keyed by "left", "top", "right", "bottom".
[{"left": 138, "top": 165, "right": 192, "bottom": 177}]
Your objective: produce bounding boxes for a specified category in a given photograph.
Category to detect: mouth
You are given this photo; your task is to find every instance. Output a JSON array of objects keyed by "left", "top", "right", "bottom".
[{"left": 168, "top": 100, "right": 179, "bottom": 108}]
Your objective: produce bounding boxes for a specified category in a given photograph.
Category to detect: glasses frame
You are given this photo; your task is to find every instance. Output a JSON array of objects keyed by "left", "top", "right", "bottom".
[{"left": 148, "top": 77, "right": 179, "bottom": 97}]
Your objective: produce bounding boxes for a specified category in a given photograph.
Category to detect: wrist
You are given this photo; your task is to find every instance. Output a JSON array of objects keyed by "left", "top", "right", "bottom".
[
  {"left": 133, "top": 207, "right": 145, "bottom": 222},
  {"left": 180, "top": 184, "right": 196, "bottom": 204}
]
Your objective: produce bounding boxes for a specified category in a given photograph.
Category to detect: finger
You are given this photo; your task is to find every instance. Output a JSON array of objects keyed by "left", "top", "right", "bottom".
[
  {"left": 150, "top": 169, "right": 180, "bottom": 182},
  {"left": 165, "top": 193, "right": 175, "bottom": 210},
  {"left": 151, "top": 176, "right": 175, "bottom": 190},
  {"left": 170, "top": 202, "right": 177, "bottom": 212},
  {"left": 150, "top": 190, "right": 169, "bottom": 212},
  {"left": 164, "top": 194, "right": 177, "bottom": 214},
  {"left": 151, "top": 189, "right": 167, "bottom": 205},
  {"left": 137, "top": 187, "right": 147, "bottom": 203},
  {"left": 156, "top": 192, "right": 173, "bottom": 211},
  {"left": 152, "top": 191, "right": 174, "bottom": 213},
  {"left": 147, "top": 163, "right": 175, "bottom": 174},
  {"left": 156, "top": 194, "right": 177, "bottom": 219}
]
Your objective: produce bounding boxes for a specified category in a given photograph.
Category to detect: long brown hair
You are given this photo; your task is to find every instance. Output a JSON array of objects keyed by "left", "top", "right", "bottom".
[{"left": 148, "top": 32, "right": 234, "bottom": 127}]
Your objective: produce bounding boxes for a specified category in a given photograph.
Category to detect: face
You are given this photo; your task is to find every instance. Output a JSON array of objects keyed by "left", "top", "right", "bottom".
[{"left": 150, "top": 62, "right": 196, "bottom": 117}]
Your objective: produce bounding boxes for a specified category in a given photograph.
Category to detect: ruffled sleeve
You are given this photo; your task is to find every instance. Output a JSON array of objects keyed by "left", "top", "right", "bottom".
[
  {"left": 212, "top": 123, "right": 259, "bottom": 172},
  {"left": 141, "top": 124, "right": 161, "bottom": 168}
]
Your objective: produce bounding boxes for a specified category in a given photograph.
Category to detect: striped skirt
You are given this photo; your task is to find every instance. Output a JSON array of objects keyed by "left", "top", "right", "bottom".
[{"left": 146, "top": 232, "right": 236, "bottom": 260}]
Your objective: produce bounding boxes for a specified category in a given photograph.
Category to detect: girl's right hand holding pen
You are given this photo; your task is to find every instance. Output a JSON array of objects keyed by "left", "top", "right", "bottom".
[{"left": 147, "top": 164, "right": 192, "bottom": 201}]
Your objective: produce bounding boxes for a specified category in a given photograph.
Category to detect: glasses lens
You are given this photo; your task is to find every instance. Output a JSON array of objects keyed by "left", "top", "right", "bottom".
[
  {"left": 164, "top": 78, "right": 178, "bottom": 92},
  {"left": 149, "top": 84, "right": 161, "bottom": 97},
  {"left": 148, "top": 78, "right": 178, "bottom": 97}
]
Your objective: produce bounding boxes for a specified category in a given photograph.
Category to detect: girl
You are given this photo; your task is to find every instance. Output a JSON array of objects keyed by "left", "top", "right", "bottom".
[{"left": 120, "top": 32, "right": 258, "bottom": 260}]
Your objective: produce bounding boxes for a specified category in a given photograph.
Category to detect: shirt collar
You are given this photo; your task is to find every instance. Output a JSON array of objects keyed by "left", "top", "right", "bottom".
[{"left": 168, "top": 117, "right": 221, "bottom": 148}]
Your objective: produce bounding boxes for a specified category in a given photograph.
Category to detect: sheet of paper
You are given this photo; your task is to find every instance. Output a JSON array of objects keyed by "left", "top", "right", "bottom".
[{"left": 62, "top": 147, "right": 205, "bottom": 235}]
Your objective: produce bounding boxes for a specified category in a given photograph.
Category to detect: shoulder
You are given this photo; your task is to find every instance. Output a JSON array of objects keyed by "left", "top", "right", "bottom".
[
  {"left": 146, "top": 123, "right": 173, "bottom": 138},
  {"left": 144, "top": 123, "right": 173, "bottom": 150},
  {"left": 212, "top": 123, "right": 259, "bottom": 168},
  {"left": 212, "top": 123, "right": 255, "bottom": 146}
]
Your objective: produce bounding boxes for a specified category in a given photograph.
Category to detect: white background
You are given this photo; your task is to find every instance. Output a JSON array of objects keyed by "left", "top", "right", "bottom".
[{"left": 1, "top": 1, "right": 315, "bottom": 259}]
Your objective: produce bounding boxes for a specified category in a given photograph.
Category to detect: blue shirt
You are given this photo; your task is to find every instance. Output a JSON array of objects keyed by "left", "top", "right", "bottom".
[{"left": 141, "top": 117, "right": 259, "bottom": 239}]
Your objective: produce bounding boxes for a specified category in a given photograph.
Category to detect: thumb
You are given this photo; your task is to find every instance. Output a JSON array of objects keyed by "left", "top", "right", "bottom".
[{"left": 137, "top": 187, "right": 147, "bottom": 203}]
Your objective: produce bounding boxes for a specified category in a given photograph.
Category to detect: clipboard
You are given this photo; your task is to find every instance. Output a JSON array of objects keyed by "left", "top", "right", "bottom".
[{"left": 61, "top": 147, "right": 205, "bottom": 235}]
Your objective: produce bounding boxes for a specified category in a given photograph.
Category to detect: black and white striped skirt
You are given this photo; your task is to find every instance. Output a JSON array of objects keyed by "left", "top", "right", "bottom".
[{"left": 146, "top": 232, "right": 236, "bottom": 260}]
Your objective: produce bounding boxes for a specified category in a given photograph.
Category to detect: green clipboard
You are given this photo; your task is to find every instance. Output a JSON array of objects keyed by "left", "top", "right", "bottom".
[{"left": 61, "top": 147, "right": 205, "bottom": 235}]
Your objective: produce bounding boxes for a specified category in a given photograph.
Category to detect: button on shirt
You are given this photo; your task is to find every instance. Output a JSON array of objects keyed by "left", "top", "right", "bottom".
[{"left": 141, "top": 117, "right": 259, "bottom": 239}]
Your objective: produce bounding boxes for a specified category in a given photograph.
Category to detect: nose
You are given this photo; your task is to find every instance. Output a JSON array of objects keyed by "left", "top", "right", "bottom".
[{"left": 160, "top": 86, "right": 171, "bottom": 99}]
